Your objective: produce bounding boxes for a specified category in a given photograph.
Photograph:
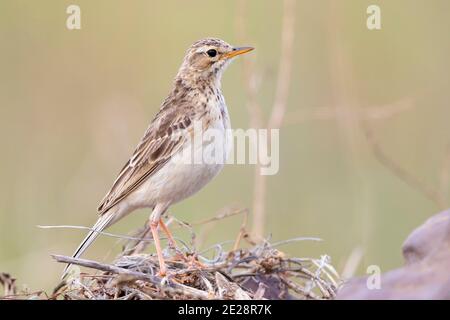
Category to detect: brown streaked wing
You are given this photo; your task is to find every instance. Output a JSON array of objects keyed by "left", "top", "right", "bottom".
[{"left": 97, "top": 106, "right": 193, "bottom": 215}]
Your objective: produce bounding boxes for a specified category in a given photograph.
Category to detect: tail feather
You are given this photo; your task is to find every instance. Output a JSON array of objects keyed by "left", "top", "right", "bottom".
[{"left": 62, "top": 213, "right": 115, "bottom": 279}]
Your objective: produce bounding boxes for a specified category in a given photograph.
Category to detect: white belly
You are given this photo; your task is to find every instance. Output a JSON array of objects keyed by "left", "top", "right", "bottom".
[{"left": 127, "top": 109, "right": 231, "bottom": 209}]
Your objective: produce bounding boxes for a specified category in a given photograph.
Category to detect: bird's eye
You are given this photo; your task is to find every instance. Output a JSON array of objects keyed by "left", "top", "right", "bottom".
[{"left": 206, "top": 49, "right": 217, "bottom": 57}]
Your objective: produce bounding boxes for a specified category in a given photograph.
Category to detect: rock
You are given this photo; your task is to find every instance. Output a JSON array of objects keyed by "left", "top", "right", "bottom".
[
  {"left": 402, "top": 210, "right": 450, "bottom": 264},
  {"left": 337, "top": 210, "right": 450, "bottom": 299}
]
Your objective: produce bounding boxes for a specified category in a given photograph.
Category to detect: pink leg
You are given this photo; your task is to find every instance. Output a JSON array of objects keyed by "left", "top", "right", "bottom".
[
  {"left": 159, "top": 218, "right": 177, "bottom": 249},
  {"left": 150, "top": 220, "right": 167, "bottom": 276}
]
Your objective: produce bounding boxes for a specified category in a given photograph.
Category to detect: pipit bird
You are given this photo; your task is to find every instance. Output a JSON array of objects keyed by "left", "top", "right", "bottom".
[{"left": 63, "top": 38, "right": 253, "bottom": 277}]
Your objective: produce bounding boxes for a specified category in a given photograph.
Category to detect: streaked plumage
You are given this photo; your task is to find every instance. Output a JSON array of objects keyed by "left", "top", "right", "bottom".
[{"left": 63, "top": 38, "right": 253, "bottom": 277}]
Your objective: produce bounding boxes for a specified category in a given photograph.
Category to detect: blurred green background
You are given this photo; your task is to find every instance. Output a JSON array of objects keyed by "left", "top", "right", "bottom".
[{"left": 1, "top": 0, "right": 449, "bottom": 293}]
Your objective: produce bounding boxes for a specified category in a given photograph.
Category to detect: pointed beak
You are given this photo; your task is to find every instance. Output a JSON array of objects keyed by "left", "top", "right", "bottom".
[{"left": 224, "top": 46, "right": 254, "bottom": 59}]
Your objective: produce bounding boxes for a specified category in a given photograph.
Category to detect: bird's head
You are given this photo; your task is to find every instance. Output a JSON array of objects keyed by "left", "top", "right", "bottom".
[{"left": 176, "top": 38, "right": 253, "bottom": 86}]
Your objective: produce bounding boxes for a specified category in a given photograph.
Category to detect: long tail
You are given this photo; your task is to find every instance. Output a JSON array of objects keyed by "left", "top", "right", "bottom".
[{"left": 61, "top": 212, "right": 115, "bottom": 279}]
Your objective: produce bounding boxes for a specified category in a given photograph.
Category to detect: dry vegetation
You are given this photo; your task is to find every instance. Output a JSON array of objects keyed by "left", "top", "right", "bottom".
[{"left": 1, "top": 210, "right": 340, "bottom": 300}]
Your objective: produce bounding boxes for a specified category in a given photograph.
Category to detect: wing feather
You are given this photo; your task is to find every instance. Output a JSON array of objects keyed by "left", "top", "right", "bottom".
[{"left": 97, "top": 105, "right": 193, "bottom": 215}]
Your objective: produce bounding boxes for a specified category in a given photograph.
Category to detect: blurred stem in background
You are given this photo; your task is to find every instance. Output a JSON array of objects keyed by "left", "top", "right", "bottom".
[
  {"left": 326, "top": 2, "right": 449, "bottom": 214},
  {"left": 237, "top": 0, "right": 296, "bottom": 240},
  {"left": 237, "top": 0, "right": 449, "bottom": 248}
]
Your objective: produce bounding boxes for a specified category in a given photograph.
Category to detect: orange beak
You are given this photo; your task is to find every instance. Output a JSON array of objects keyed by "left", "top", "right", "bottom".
[{"left": 224, "top": 46, "right": 254, "bottom": 59}]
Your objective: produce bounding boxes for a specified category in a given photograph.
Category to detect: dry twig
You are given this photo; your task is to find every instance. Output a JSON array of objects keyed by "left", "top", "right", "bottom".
[
  {"left": 45, "top": 233, "right": 340, "bottom": 300},
  {"left": 237, "top": 0, "right": 296, "bottom": 240}
]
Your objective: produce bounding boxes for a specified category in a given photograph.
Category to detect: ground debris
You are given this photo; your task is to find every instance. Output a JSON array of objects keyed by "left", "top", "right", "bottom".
[
  {"left": 47, "top": 236, "right": 340, "bottom": 300},
  {"left": 2, "top": 212, "right": 341, "bottom": 300}
]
